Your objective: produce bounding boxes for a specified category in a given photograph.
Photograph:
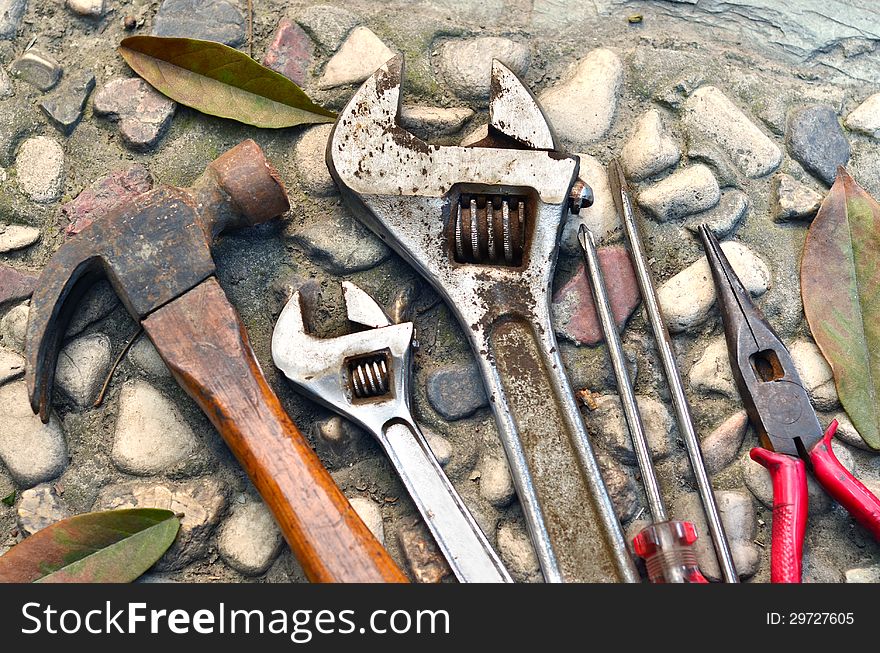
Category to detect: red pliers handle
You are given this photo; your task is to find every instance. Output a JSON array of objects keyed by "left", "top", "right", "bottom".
[{"left": 751, "top": 421, "right": 880, "bottom": 583}]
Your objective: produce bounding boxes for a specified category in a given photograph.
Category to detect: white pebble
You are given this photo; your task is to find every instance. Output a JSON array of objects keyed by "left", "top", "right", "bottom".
[
  {"left": 637, "top": 164, "right": 720, "bottom": 221},
  {"left": 620, "top": 109, "right": 680, "bottom": 181}
]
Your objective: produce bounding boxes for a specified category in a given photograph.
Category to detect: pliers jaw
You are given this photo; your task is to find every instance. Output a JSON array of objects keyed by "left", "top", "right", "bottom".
[{"left": 698, "top": 225, "right": 823, "bottom": 458}]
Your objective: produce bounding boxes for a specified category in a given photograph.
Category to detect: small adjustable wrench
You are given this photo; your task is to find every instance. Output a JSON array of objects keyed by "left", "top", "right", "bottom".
[
  {"left": 326, "top": 56, "right": 638, "bottom": 583},
  {"left": 272, "top": 281, "right": 512, "bottom": 583}
]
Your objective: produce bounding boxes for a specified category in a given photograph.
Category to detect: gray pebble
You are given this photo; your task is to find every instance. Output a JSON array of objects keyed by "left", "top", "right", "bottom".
[
  {"left": 586, "top": 394, "right": 675, "bottom": 465},
  {"left": 95, "top": 477, "right": 226, "bottom": 570},
  {"left": 348, "top": 496, "right": 384, "bottom": 545},
  {"left": 65, "top": 280, "right": 120, "bottom": 338},
  {"left": 684, "top": 189, "right": 749, "bottom": 239},
  {"left": 296, "top": 4, "right": 360, "bottom": 52},
  {"left": 15, "top": 136, "right": 65, "bottom": 203},
  {"left": 111, "top": 380, "right": 200, "bottom": 476},
  {"left": 789, "top": 339, "right": 838, "bottom": 410},
  {"left": 127, "top": 335, "right": 171, "bottom": 379},
  {"left": 0, "top": 0, "right": 26, "bottom": 39},
  {"left": 0, "top": 345, "right": 25, "bottom": 384},
  {"left": 293, "top": 124, "right": 336, "bottom": 196},
  {"left": 318, "top": 27, "right": 395, "bottom": 89},
  {"left": 539, "top": 48, "right": 621, "bottom": 146},
  {"left": 689, "top": 336, "right": 737, "bottom": 398},
  {"left": 845, "top": 565, "right": 880, "bottom": 583},
  {"left": 438, "top": 37, "right": 530, "bottom": 102},
  {"left": 66, "top": 0, "right": 105, "bottom": 18},
  {"left": 16, "top": 483, "right": 70, "bottom": 535},
  {"left": 153, "top": 0, "right": 245, "bottom": 46},
  {"left": 0, "top": 222, "right": 40, "bottom": 253},
  {"left": 55, "top": 332, "right": 112, "bottom": 409},
  {"left": 425, "top": 363, "right": 488, "bottom": 421},
  {"left": 637, "top": 164, "right": 720, "bottom": 222},
  {"left": 0, "top": 381, "right": 68, "bottom": 488},
  {"left": 620, "top": 108, "right": 680, "bottom": 181},
  {"left": 496, "top": 521, "right": 540, "bottom": 582},
  {"left": 677, "top": 411, "right": 748, "bottom": 483},
  {"left": 845, "top": 92, "right": 880, "bottom": 139},
  {"left": 830, "top": 411, "right": 872, "bottom": 451},
  {"left": 772, "top": 172, "right": 824, "bottom": 222},
  {"left": 0, "top": 302, "right": 28, "bottom": 351},
  {"left": 39, "top": 70, "right": 95, "bottom": 135},
  {"left": 596, "top": 451, "right": 639, "bottom": 522},
  {"left": 477, "top": 454, "right": 515, "bottom": 507},
  {"left": 10, "top": 50, "right": 62, "bottom": 91},
  {"left": 218, "top": 501, "right": 283, "bottom": 576},
  {"left": 673, "top": 489, "right": 760, "bottom": 581},
  {"left": 291, "top": 203, "right": 390, "bottom": 274},
  {"left": 787, "top": 105, "right": 851, "bottom": 186}
]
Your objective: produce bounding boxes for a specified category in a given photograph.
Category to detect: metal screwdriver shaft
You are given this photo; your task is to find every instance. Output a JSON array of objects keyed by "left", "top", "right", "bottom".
[
  {"left": 579, "top": 225, "right": 706, "bottom": 584},
  {"left": 606, "top": 158, "right": 738, "bottom": 583}
]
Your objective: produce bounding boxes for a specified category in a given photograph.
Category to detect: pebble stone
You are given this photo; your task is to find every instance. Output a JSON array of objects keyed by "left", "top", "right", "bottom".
[
  {"left": 0, "top": 223, "right": 40, "bottom": 252},
  {"left": 496, "top": 521, "right": 541, "bottom": 583},
  {"left": 684, "top": 189, "right": 750, "bottom": 238},
  {"left": 0, "top": 345, "right": 25, "bottom": 384},
  {"left": 296, "top": 4, "right": 359, "bottom": 52},
  {"left": 831, "top": 411, "right": 872, "bottom": 451},
  {"left": 681, "top": 85, "right": 782, "bottom": 178},
  {"left": 587, "top": 394, "right": 675, "bottom": 465},
  {"left": 673, "top": 490, "right": 760, "bottom": 581},
  {"left": 845, "top": 565, "right": 880, "bottom": 583},
  {"left": 15, "top": 136, "right": 65, "bottom": 203},
  {"left": 637, "top": 164, "right": 720, "bottom": 222},
  {"left": 16, "top": 484, "right": 70, "bottom": 535},
  {"left": 318, "top": 27, "right": 395, "bottom": 89},
  {"left": 95, "top": 478, "right": 226, "bottom": 571},
  {"left": 93, "top": 78, "right": 176, "bottom": 151},
  {"left": 559, "top": 153, "right": 619, "bottom": 253},
  {"left": 689, "top": 336, "right": 737, "bottom": 398},
  {"left": 786, "top": 105, "right": 851, "bottom": 186},
  {"left": 111, "top": 380, "right": 200, "bottom": 476},
  {"left": 0, "top": 0, "right": 26, "bottom": 39},
  {"left": 291, "top": 203, "right": 390, "bottom": 274},
  {"left": 153, "top": 0, "right": 245, "bottom": 46},
  {"left": 620, "top": 109, "right": 680, "bottom": 181},
  {"left": 677, "top": 411, "right": 748, "bottom": 482},
  {"left": 539, "top": 48, "right": 622, "bottom": 146},
  {"left": 422, "top": 426, "right": 452, "bottom": 467},
  {"left": 0, "top": 301, "right": 28, "bottom": 350},
  {"left": 0, "top": 381, "right": 68, "bottom": 488},
  {"left": 437, "top": 37, "right": 530, "bottom": 102},
  {"left": 217, "top": 501, "right": 283, "bottom": 576},
  {"left": 10, "top": 50, "right": 63, "bottom": 91},
  {"left": 552, "top": 246, "right": 641, "bottom": 347},
  {"left": 293, "top": 124, "right": 336, "bottom": 196},
  {"left": 400, "top": 106, "right": 474, "bottom": 137},
  {"left": 54, "top": 332, "right": 113, "bottom": 409},
  {"left": 38, "top": 70, "right": 95, "bottom": 135},
  {"left": 596, "top": 452, "right": 639, "bottom": 522},
  {"left": 772, "top": 173, "right": 823, "bottom": 222},
  {"left": 845, "top": 92, "right": 880, "bottom": 138},
  {"left": 127, "top": 335, "right": 171, "bottom": 378},
  {"left": 477, "top": 454, "right": 515, "bottom": 507},
  {"left": 262, "top": 18, "right": 313, "bottom": 86},
  {"left": 741, "top": 443, "right": 854, "bottom": 514},
  {"left": 65, "top": 280, "right": 120, "bottom": 337},
  {"left": 789, "top": 339, "right": 839, "bottom": 410},
  {"left": 67, "top": 0, "right": 105, "bottom": 18},
  {"left": 348, "top": 496, "right": 384, "bottom": 545},
  {"left": 425, "top": 363, "right": 488, "bottom": 421},
  {"left": 0, "top": 67, "right": 12, "bottom": 98},
  {"left": 658, "top": 241, "right": 771, "bottom": 333},
  {"left": 0, "top": 265, "right": 37, "bottom": 307},
  {"left": 397, "top": 520, "right": 451, "bottom": 583}
]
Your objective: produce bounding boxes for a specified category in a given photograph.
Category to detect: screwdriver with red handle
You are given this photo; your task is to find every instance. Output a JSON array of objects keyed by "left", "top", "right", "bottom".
[
  {"left": 699, "top": 224, "right": 880, "bottom": 583},
  {"left": 579, "top": 224, "right": 707, "bottom": 583}
]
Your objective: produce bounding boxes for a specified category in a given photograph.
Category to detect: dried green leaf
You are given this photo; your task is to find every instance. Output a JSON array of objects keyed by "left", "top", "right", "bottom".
[
  {"left": 119, "top": 35, "right": 335, "bottom": 129},
  {"left": 0, "top": 508, "right": 179, "bottom": 583},
  {"left": 801, "top": 167, "right": 880, "bottom": 449},
  {"left": 1, "top": 491, "right": 14, "bottom": 507}
]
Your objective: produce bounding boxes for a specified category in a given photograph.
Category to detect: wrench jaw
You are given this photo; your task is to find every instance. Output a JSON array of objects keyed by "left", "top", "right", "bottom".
[{"left": 271, "top": 287, "right": 416, "bottom": 436}]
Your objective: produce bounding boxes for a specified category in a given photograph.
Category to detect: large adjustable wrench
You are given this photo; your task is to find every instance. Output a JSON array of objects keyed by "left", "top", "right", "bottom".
[
  {"left": 327, "top": 56, "right": 639, "bottom": 583},
  {"left": 272, "top": 281, "right": 511, "bottom": 583}
]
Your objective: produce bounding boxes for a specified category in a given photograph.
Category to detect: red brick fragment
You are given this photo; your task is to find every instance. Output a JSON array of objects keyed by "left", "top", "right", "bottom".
[
  {"left": 61, "top": 165, "right": 153, "bottom": 237},
  {"left": 0, "top": 264, "right": 38, "bottom": 306},
  {"left": 262, "top": 18, "right": 313, "bottom": 86},
  {"left": 552, "top": 246, "right": 641, "bottom": 346}
]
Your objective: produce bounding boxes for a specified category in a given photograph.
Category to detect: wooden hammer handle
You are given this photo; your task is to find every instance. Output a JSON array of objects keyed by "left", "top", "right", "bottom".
[{"left": 142, "top": 278, "right": 407, "bottom": 583}]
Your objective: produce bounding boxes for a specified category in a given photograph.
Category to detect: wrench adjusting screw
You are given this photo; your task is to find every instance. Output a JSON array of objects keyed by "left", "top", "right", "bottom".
[
  {"left": 347, "top": 351, "right": 393, "bottom": 400},
  {"left": 450, "top": 192, "right": 527, "bottom": 266}
]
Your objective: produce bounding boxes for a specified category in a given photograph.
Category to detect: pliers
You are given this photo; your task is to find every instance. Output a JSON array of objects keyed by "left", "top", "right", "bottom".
[{"left": 698, "top": 225, "right": 880, "bottom": 583}]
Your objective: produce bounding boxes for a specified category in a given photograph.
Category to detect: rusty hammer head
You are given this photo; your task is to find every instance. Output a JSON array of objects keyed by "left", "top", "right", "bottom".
[{"left": 26, "top": 139, "right": 290, "bottom": 422}]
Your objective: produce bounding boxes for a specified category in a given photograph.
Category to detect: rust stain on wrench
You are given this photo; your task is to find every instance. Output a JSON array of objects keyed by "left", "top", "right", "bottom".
[{"left": 327, "top": 55, "right": 639, "bottom": 583}]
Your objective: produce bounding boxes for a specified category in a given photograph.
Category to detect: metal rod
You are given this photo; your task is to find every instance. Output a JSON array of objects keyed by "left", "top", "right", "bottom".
[
  {"left": 578, "top": 225, "right": 667, "bottom": 524},
  {"left": 608, "top": 159, "right": 739, "bottom": 583}
]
